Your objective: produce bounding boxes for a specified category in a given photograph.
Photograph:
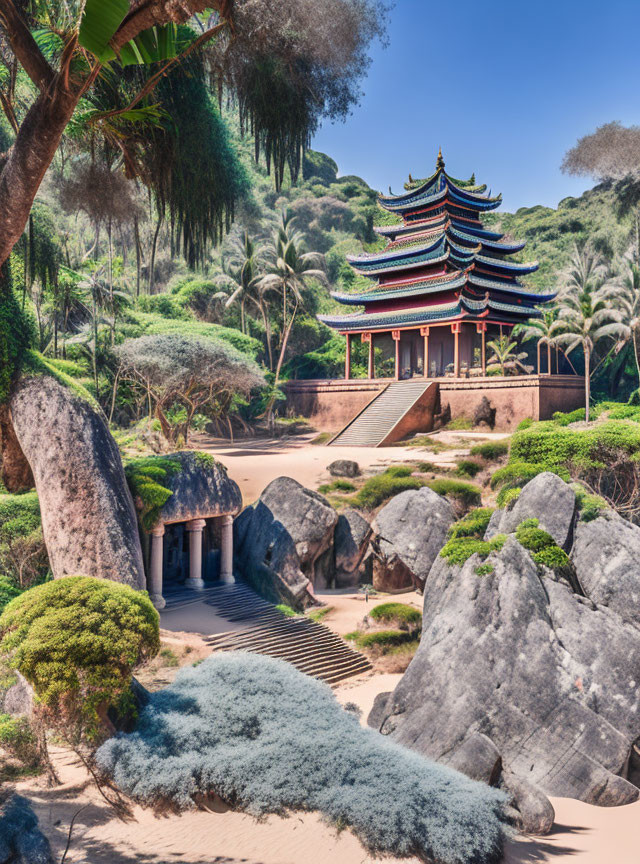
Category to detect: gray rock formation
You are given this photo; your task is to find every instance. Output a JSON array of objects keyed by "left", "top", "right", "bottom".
[
  {"left": 572, "top": 515, "right": 640, "bottom": 628},
  {"left": 369, "top": 537, "right": 640, "bottom": 829},
  {"left": 0, "top": 795, "right": 54, "bottom": 864},
  {"left": 328, "top": 459, "right": 360, "bottom": 478},
  {"left": 8, "top": 373, "right": 145, "bottom": 588},
  {"left": 151, "top": 450, "right": 242, "bottom": 526},
  {"left": 0, "top": 673, "right": 33, "bottom": 717},
  {"left": 234, "top": 477, "right": 338, "bottom": 607},
  {"left": 334, "top": 509, "right": 371, "bottom": 588},
  {"left": 487, "top": 471, "right": 576, "bottom": 549},
  {"left": 371, "top": 487, "right": 455, "bottom": 592}
]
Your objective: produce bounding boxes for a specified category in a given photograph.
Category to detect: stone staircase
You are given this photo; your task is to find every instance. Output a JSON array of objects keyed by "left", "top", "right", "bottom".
[
  {"left": 164, "top": 581, "right": 372, "bottom": 686},
  {"left": 330, "top": 380, "right": 435, "bottom": 447}
]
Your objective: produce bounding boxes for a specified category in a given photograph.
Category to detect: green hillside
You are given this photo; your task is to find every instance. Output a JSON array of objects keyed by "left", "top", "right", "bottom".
[{"left": 486, "top": 180, "right": 637, "bottom": 290}]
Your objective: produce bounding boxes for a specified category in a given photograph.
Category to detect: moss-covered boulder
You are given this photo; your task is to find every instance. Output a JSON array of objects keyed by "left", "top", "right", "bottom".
[
  {"left": 4, "top": 367, "right": 145, "bottom": 588},
  {"left": 125, "top": 450, "right": 242, "bottom": 531}
]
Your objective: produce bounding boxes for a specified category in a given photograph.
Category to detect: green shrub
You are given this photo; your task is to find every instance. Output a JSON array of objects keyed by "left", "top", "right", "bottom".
[
  {"left": 96, "top": 653, "right": 508, "bottom": 862},
  {"left": 515, "top": 521, "right": 556, "bottom": 553},
  {"left": 346, "top": 629, "right": 416, "bottom": 650},
  {"left": 447, "top": 507, "right": 495, "bottom": 540},
  {"left": 516, "top": 418, "right": 533, "bottom": 430},
  {"left": 159, "top": 647, "right": 179, "bottom": 667},
  {"left": 427, "top": 478, "right": 481, "bottom": 509},
  {"left": 532, "top": 545, "right": 572, "bottom": 573},
  {"left": 0, "top": 492, "right": 41, "bottom": 542},
  {"left": 124, "top": 456, "right": 182, "bottom": 530},
  {"left": 552, "top": 408, "right": 586, "bottom": 426},
  {"left": 0, "top": 713, "right": 40, "bottom": 769},
  {"left": 455, "top": 459, "right": 483, "bottom": 478},
  {"left": 445, "top": 417, "right": 473, "bottom": 430},
  {"left": 0, "top": 576, "right": 159, "bottom": 736},
  {"left": 307, "top": 606, "right": 332, "bottom": 623},
  {"left": 469, "top": 440, "right": 510, "bottom": 461},
  {"left": 490, "top": 461, "right": 558, "bottom": 491},
  {"left": 497, "top": 486, "right": 521, "bottom": 508},
  {"left": 317, "top": 479, "right": 356, "bottom": 494},
  {"left": 510, "top": 420, "right": 640, "bottom": 470},
  {"left": 384, "top": 464, "right": 414, "bottom": 478},
  {"left": 572, "top": 484, "right": 609, "bottom": 522},
  {"left": 369, "top": 603, "right": 422, "bottom": 628},
  {"left": 353, "top": 469, "right": 424, "bottom": 510},
  {"left": 474, "top": 563, "right": 494, "bottom": 577},
  {"left": 439, "top": 534, "right": 507, "bottom": 566},
  {"left": 0, "top": 576, "right": 21, "bottom": 614}
]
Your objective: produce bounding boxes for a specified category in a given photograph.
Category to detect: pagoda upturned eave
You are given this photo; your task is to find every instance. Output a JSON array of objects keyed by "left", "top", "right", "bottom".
[{"left": 318, "top": 295, "right": 544, "bottom": 333}]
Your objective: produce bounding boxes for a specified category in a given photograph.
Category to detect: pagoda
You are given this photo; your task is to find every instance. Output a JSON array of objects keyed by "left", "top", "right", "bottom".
[{"left": 318, "top": 150, "right": 555, "bottom": 380}]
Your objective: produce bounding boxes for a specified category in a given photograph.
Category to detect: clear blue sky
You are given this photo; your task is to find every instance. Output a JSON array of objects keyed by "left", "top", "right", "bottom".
[{"left": 312, "top": 0, "right": 640, "bottom": 212}]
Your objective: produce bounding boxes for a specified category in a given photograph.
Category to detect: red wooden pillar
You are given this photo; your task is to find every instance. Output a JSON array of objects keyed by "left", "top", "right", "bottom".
[
  {"left": 451, "top": 322, "right": 461, "bottom": 377},
  {"left": 420, "top": 326, "right": 430, "bottom": 379},
  {"left": 344, "top": 333, "right": 351, "bottom": 380},
  {"left": 361, "top": 332, "right": 373, "bottom": 379},
  {"left": 476, "top": 322, "right": 487, "bottom": 375},
  {"left": 392, "top": 330, "right": 401, "bottom": 380}
]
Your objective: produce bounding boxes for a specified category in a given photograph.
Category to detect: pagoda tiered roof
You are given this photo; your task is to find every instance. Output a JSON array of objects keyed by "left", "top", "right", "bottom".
[{"left": 318, "top": 150, "right": 553, "bottom": 334}]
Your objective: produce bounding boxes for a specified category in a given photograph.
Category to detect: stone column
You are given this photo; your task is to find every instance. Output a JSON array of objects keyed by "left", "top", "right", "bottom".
[
  {"left": 392, "top": 329, "right": 401, "bottom": 380},
  {"left": 185, "top": 519, "right": 206, "bottom": 590},
  {"left": 421, "top": 326, "right": 430, "bottom": 379},
  {"left": 362, "top": 332, "right": 373, "bottom": 379},
  {"left": 149, "top": 524, "right": 166, "bottom": 610},
  {"left": 452, "top": 324, "right": 460, "bottom": 378},
  {"left": 345, "top": 333, "right": 351, "bottom": 380},
  {"left": 220, "top": 514, "right": 235, "bottom": 584}
]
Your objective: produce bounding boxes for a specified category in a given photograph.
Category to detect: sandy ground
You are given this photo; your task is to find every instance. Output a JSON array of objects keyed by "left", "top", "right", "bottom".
[{"left": 190, "top": 430, "right": 509, "bottom": 503}]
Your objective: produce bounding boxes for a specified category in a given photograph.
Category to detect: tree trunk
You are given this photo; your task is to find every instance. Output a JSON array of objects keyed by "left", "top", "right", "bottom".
[
  {"left": 633, "top": 325, "right": 640, "bottom": 393},
  {"left": 148, "top": 213, "right": 162, "bottom": 294},
  {"left": 0, "top": 85, "right": 78, "bottom": 267},
  {"left": 584, "top": 345, "right": 591, "bottom": 423},
  {"left": 274, "top": 297, "right": 298, "bottom": 386},
  {"left": 134, "top": 213, "right": 142, "bottom": 298}
]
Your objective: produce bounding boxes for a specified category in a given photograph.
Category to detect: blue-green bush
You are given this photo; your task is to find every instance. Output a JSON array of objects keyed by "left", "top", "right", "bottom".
[{"left": 97, "top": 653, "right": 507, "bottom": 863}]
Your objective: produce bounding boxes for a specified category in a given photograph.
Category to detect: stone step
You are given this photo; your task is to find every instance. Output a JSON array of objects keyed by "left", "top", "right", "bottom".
[{"left": 198, "top": 580, "right": 371, "bottom": 685}]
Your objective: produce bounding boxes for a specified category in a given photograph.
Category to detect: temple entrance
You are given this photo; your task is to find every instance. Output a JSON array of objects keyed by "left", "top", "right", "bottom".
[
  {"left": 398, "top": 331, "right": 424, "bottom": 379},
  {"left": 148, "top": 513, "right": 235, "bottom": 608},
  {"left": 162, "top": 519, "right": 224, "bottom": 589}
]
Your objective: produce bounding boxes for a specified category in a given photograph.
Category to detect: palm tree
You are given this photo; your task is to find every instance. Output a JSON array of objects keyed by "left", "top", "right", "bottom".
[
  {"left": 605, "top": 256, "right": 640, "bottom": 391},
  {"left": 259, "top": 210, "right": 327, "bottom": 386},
  {"left": 551, "top": 284, "right": 628, "bottom": 421},
  {"left": 486, "top": 335, "right": 527, "bottom": 376},
  {"left": 560, "top": 242, "right": 609, "bottom": 302},
  {"left": 516, "top": 309, "right": 558, "bottom": 374},
  {"left": 224, "top": 230, "right": 266, "bottom": 334}
]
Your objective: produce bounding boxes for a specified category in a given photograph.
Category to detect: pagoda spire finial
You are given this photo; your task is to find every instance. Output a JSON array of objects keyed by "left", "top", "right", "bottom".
[{"left": 436, "top": 146, "right": 445, "bottom": 170}]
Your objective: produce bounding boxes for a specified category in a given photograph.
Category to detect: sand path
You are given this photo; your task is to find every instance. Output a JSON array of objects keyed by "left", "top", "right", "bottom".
[{"left": 189, "top": 430, "right": 508, "bottom": 503}]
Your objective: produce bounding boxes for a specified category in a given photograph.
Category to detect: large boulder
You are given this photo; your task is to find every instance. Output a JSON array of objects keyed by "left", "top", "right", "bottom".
[
  {"left": 370, "top": 487, "right": 455, "bottom": 592},
  {"left": 369, "top": 536, "right": 640, "bottom": 827},
  {"left": 487, "top": 472, "right": 576, "bottom": 549},
  {"left": 0, "top": 795, "right": 54, "bottom": 864},
  {"left": 6, "top": 372, "right": 145, "bottom": 588},
  {"left": 572, "top": 514, "right": 640, "bottom": 628},
  {"left": 334, "top": 509, "right": 371, "bottom": 588},
  {"left": 150, "top": 450, "right": 242, "bottom": 526},
  {"left": 234, "top": 477, "right": 338, "bottom": 607}
]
